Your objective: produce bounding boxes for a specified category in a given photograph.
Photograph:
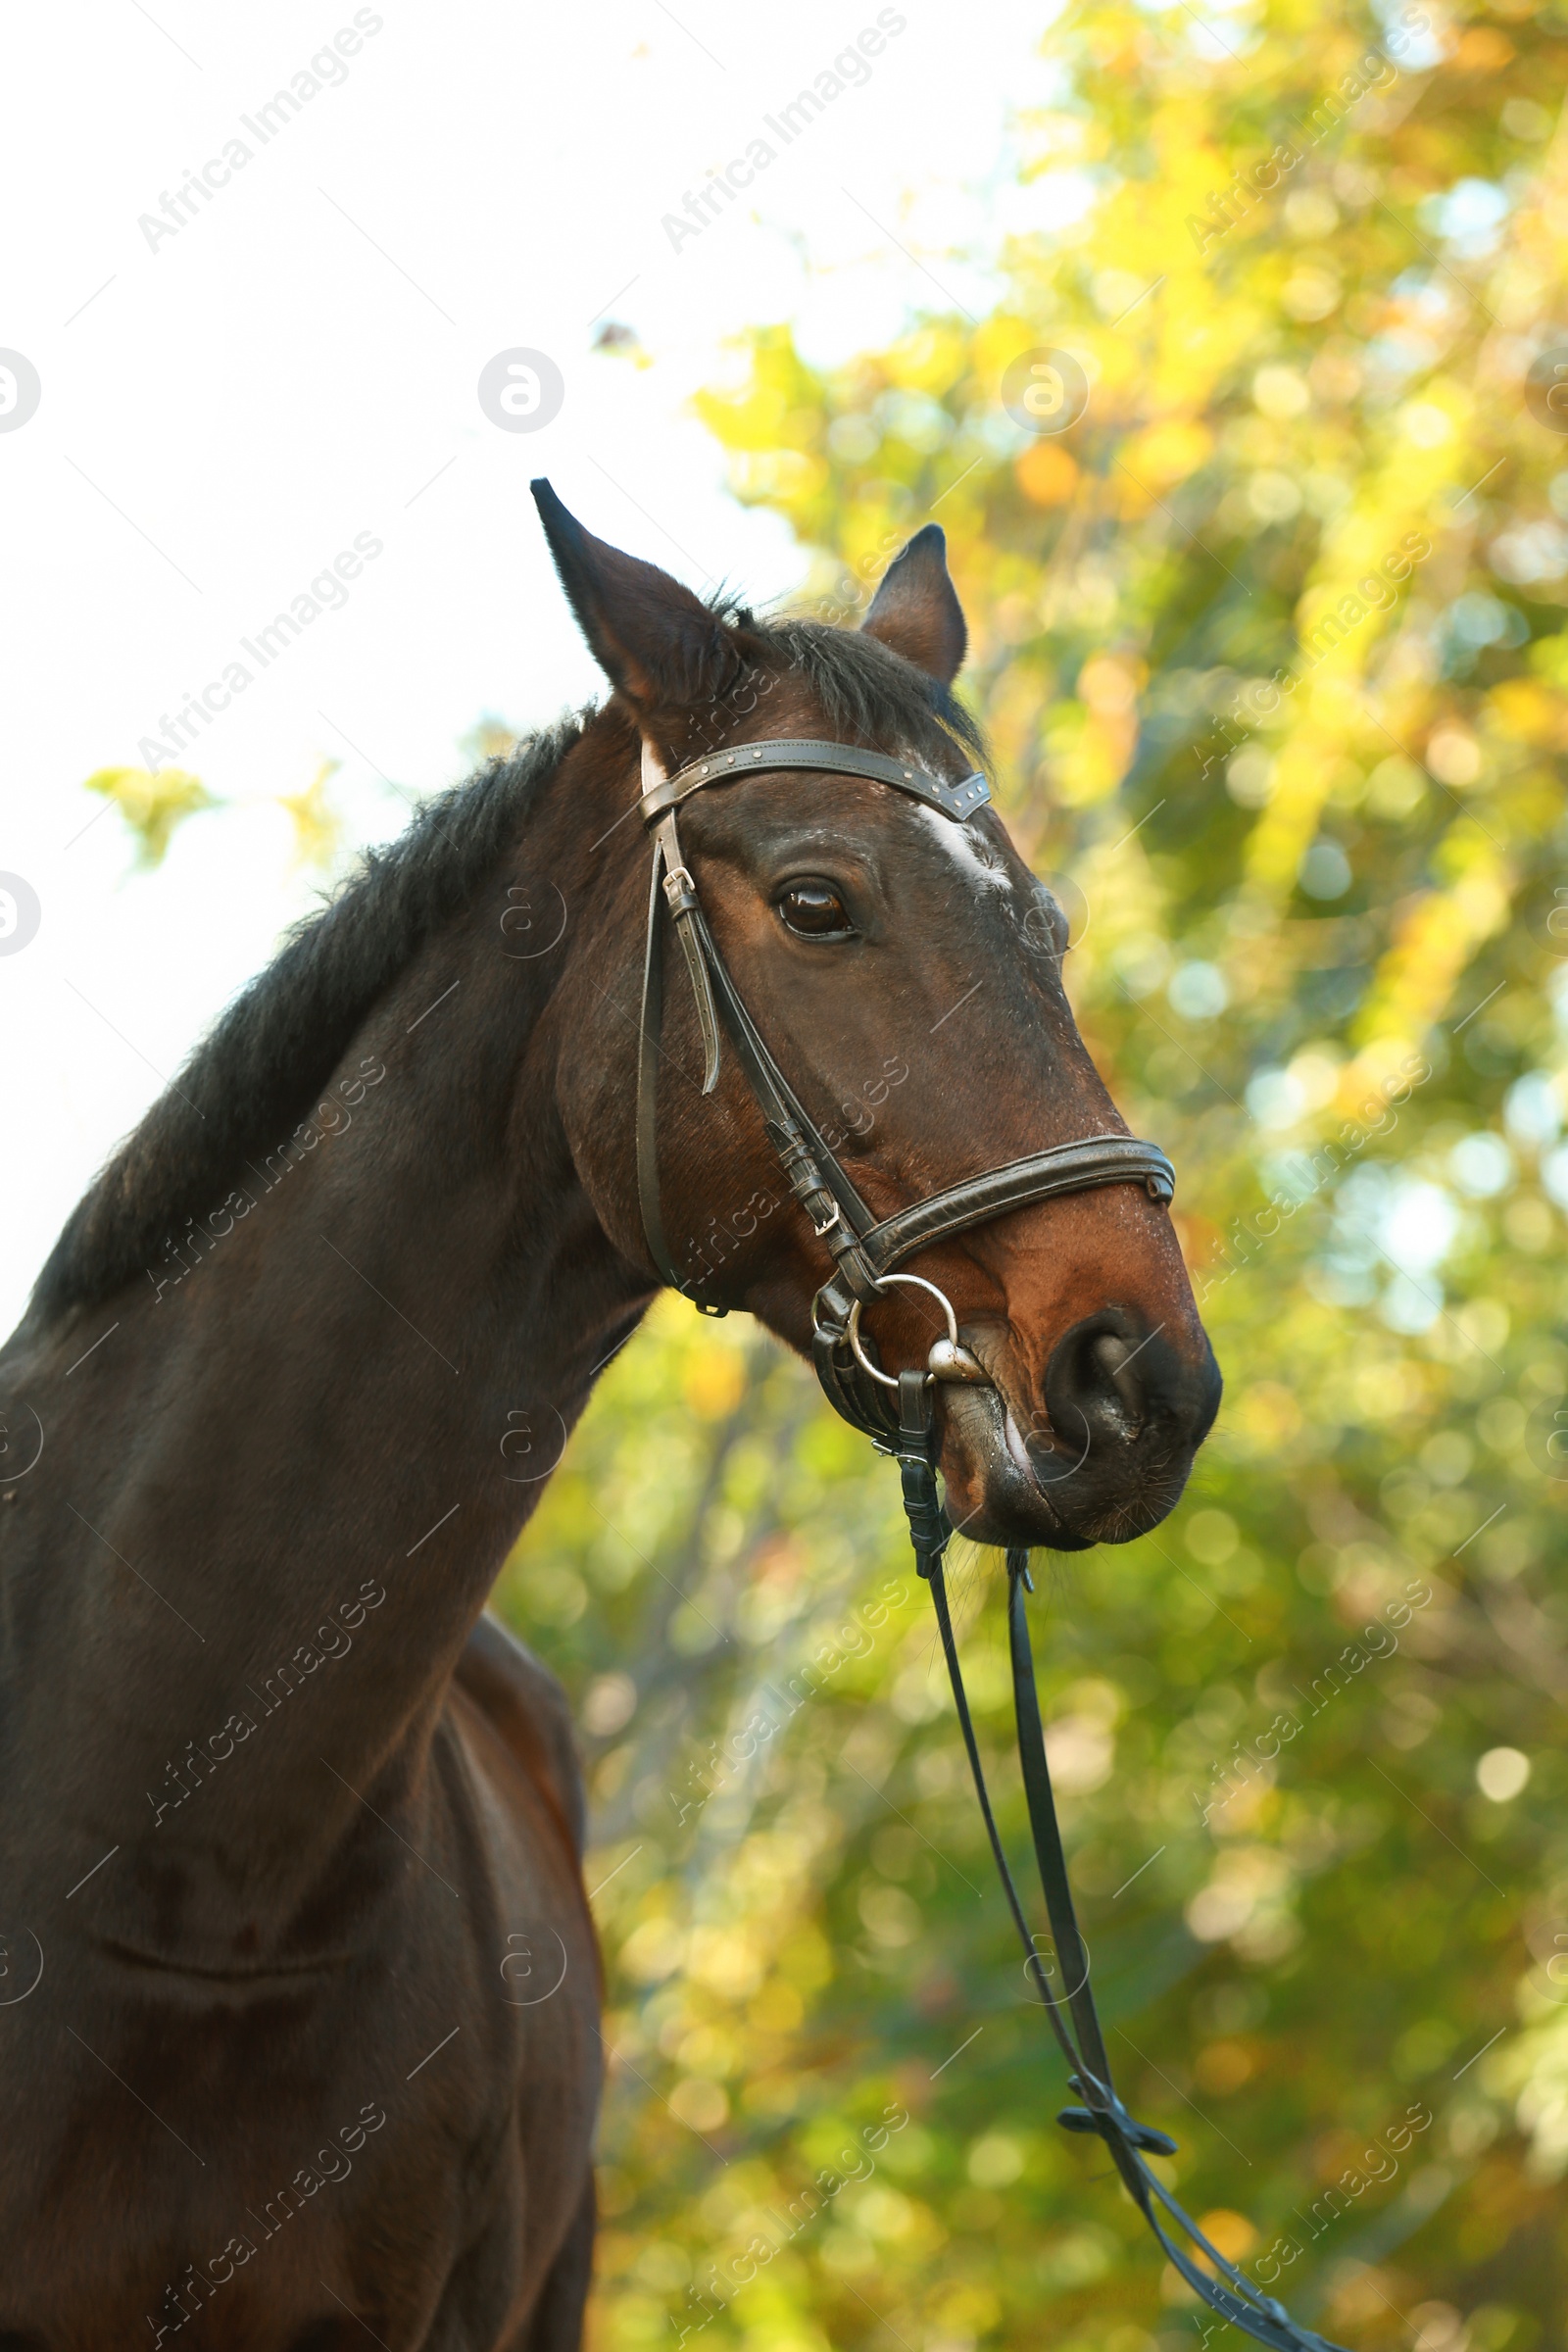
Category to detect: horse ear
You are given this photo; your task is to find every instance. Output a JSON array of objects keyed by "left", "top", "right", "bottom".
[
  {"left": 531, "top": 478, "right": 741, "bottom": 717},
  {"left": 860, "top": 523, "right": 967, "bottom": 686}
]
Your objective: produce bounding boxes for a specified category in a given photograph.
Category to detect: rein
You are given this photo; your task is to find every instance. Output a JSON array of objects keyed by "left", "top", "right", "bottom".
[{"left": 635, "top": 729, "right": 1347, "bottom": 2352}]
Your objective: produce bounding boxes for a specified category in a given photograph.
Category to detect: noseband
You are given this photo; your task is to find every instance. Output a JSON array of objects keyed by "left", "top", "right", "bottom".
[{"left": 632, "top": 729, "right": 1344, "bottom": 2352}]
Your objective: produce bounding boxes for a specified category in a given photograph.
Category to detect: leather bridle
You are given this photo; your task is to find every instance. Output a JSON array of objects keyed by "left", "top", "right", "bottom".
[
  {"left": 632, "top": 728, "right": 1346, "bottom": 2352},
  {"left": 636, "top": 734, "right": 1173, "bottom": 1383}
]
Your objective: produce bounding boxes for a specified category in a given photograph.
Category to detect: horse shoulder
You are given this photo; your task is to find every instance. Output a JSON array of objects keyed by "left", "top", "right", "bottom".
[{"left": 453, "top": 1610, "right": 587, "bottom": 1867}]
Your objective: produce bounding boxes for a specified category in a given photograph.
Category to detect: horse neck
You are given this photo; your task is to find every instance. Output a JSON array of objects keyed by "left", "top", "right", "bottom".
[{"left": 13, "top": 727, "right": 649, "bottom": 1936}]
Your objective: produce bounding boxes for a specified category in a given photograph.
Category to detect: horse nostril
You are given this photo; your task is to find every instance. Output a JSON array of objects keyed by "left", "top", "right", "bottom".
[
  {"left": 1089, "top": 1331, "right": 1146, "bottom": 1431},
  {"left": 1044, "top": 1312, "right": 1150, "bottom": 1454}
]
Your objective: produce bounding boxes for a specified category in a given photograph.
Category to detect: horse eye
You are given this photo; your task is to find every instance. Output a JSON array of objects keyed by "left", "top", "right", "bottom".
[{"left": 777, "top": 882, "right": 853, "bottom": 939}]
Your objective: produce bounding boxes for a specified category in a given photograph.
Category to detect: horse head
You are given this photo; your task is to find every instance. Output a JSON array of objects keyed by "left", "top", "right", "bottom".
[{"left": 538, "top": 485, "right": 1220, "bottom": 1552}]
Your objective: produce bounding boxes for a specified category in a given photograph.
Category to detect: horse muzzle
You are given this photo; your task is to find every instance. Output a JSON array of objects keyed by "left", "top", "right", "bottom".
[{"left": 936, "top": 1310, "right": 1221, "bottom": 1551}]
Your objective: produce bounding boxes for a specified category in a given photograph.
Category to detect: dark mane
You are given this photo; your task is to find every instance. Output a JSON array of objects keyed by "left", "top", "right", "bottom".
[
  {"left": 32, "top": 715, "right": 586, "bottom": 1321},
  {"left": 758, "top": 615, "right": 989, "bottom": 768},
  {"left": 32, "top": 610, "right": 986, "bottom": 1324}
]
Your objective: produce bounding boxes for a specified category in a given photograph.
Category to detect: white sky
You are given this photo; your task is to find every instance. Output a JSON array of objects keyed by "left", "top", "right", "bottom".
[{"left": 0, "top": 0, "right": 1071, "bottom": 1335}]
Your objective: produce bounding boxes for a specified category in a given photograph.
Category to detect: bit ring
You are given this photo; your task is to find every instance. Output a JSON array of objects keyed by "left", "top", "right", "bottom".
[{"left": 846, "top": 1272, "right": 959, "bottom": 1391}]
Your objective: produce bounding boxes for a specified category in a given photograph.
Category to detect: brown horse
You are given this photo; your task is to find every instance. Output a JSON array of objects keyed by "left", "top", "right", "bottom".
[{"left": 0, "top": 488, "right": 1218, "bottom": 2347}]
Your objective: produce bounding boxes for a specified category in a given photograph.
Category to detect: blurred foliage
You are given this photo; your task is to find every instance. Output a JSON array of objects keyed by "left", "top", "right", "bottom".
[
  {"left": 80, "top": 755, "right": 345, "bottom": 872},
  {"left": 277, "top": 757, "right": 344, "bottom": 870},
  {"left": 81, "top": 763, "right": 217, "bottom": 868},
  {"left": 461, "top": 712, "right": 526, "bottom": 766},
  {"left": 497, "top": 7, "right": 1568, "bottom": 2348}
]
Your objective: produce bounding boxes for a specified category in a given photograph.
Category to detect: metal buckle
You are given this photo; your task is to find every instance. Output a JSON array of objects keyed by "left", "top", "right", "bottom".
[
  {"left": 935, "top": 770, "right": 990, "bottom": 820},
  {"left": 810, "top": 1200, "right": 841, "bottom": 1239}
]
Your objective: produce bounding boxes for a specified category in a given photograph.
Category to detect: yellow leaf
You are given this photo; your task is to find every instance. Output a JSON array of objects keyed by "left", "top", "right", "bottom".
[
  {"left": 81, "top": 765, "right": 217, "bottom": 869},
  {"left": 1015, "top": 440, "right": 1080, "bottom": 507},
  {"left": 276, "top": 759, "right": 343, "bottom": 871}
]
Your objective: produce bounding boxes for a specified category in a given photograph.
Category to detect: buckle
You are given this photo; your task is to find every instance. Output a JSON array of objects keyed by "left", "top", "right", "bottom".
[{"left": 1056, "top": 2088, "right": 1178, "bottom": 2157}]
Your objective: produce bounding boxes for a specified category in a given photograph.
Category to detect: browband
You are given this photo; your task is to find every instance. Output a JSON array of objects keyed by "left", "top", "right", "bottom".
[{"left": 641, "top": 736, "right": 991, "bottom": 825}]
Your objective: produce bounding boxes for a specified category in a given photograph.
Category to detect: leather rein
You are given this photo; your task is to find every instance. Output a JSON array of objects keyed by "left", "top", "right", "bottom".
[{"left": 633, "top": 729, "right": 1346, "bottom": 2352}]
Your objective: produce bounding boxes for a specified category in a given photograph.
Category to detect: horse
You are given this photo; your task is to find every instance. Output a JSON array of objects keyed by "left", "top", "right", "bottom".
[{"left": 0, "top": 483, "right": 1219, "bottom": 2348}]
